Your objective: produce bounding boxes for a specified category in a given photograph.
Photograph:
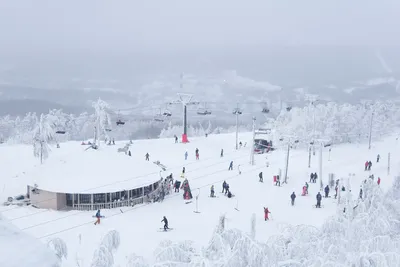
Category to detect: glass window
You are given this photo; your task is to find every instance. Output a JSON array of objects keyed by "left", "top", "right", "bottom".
[
  {"left": 93, "top": 193, "right": 105, "bottom": 204},
  {"left": 79, "top": 194, "right": 91, "bottom": 204}
]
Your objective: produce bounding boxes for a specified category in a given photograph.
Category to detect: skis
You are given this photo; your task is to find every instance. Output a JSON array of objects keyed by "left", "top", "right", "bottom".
[
  {"left": 158, "top": 228, "right": 173, "bottom": 232},
  {"left": 92, "top": 216, "right": 105, "bottom": 218},
  {"left": 209, "top": 196, "right": 219, "bottom": 198},
  {"left": 185, "top": 201, "right": 192, "bottom": 204},
  {"left": 312, "top": 205, "right": 324, "bottom": 208}
]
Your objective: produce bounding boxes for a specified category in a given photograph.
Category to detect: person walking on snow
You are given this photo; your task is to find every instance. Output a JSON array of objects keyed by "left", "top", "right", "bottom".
[
  {"left": 324, "top": 185, "right": 330, "bottom": 198},
  {"left": 310, "top": 173, "right": 314, "bottom": 183},
  {"left": 316, "top": 192, "right": 322, "bottom": 208},
  {"left": 174, "top": 135, "right": 178, "bottom": 143},
  {"left": 94, "top": 210, "right": 102, "bottom": 225},
  {"left": 184, "top": 151, "right": 188, "bottom": 160},
  {"left": 377, "top": 154, "right": 380, "bottom": 163},
  {"left": 359, "top": 187, "right": 363, "bottom": 199},
  {"left": 195, "top": 148, "right": 199, "bottom": 160},
  {"left": 222, "top": 181, "right": 227, "bottom": 193},
  {"left": 368, "top": 161, "right": 372, "bottom": 171},
  {"left": 161, "top": 216, "right": 169, "bottom": 231},
  {"left": 210, "top": 185, "right": 215, "bottom": 197},
  {"left": 145, "top": 153, "right": 149, "bottom": 161},
  {"left": 259, "top": 172, "right": 263, "bottom": 182},
  {"left": 290, "top": 192, "right": 296, "bottom": 206},
  {"left": 181, "top": 167, "right": 186, "bottom": 177},
  {"left": 313, "top": 172, "right": 318, "bottom": 183},
  {"left": 228, "top": 161, "right": 233, "bottom": 170},
  {"left": 225, "top": 184, "right": 230, "bottom": 195},
  {"left": 264, "top": 207, "right": 271, "bottom": 221},
  {"left": 220, "top": 149, "right": 224, "bottom": 157},
  {"left": 305, "top": 182, "right": 309, "bottom": 195},
  {"left": 377, "top": 177, "right": 381, "bottom": 185},
  {"left": 364, "top": 161, "right": 369, "bottom": 171}
]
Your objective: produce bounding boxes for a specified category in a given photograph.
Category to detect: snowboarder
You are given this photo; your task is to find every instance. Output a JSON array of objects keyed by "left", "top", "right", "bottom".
[
  {"left": 310, "top": 173, "right": 314, "bottom": 183},
  {"left": 364, "top": 161, "right": 369, "bottom": 171},
  {"left": 195, "top": 148, "right": 199, "bottom": 160},
  {"left": 316, "top": 192, "right": 322, "bottom": 208},
  {"left": 220, "top": 149, "right": 224, "bottom": 157},
  {"left": 228, "top": 161, "right": 233, "bottom": 171},
  {"left": 184, "top": 151, "right": 188, "bottom": 160},
  {"left": 174, "top": 135, "right": 178, "bottom": 143},
  {"left": 145, "top": 153, "right": 149, "bottom": 161},
  {"left": 368, "top": 161, "right": 372, "bottom": 171},
  {"left": 324, "top": 185, "right": 330, "bottom": 198},
  {"left": 377, "top": 177, "right": 381, "bottom": 185},
  {"left": 377, "top": 154, "right": 380, "bottom": 163},
  {"left": 264, "top": 207, "right": 271, "bottom": 221},
  {"left": 225, "top": 183, "right": 230, "bottom": 195},
  {"left": 259, "top": 172, "right": 263, "bottom": 182},
  {"left": 290, "top": 192, "right": 296, "bottom": 206},
  {"left": 210, "top": 185, "right": 215, "bottom": 197},
  {"left": 94, "top": 210, "right": 101, "bottom": 225},
  {"left": 222, "top": 181, "right": 227, "bottom": 193},
  {"left": 161, "top": 216, "right": 169, "bottom": 231}
]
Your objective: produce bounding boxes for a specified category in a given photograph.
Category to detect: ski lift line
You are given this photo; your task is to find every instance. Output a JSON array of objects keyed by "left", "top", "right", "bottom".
[
  {"left": 5, "top": 148, "right": 249, "bottom": 217},
  {"left": 36, "top": 164, "right": 266, "bottom": 240},
  {"left": 22, "top": 152, "right": 258, "bottom": 232}
]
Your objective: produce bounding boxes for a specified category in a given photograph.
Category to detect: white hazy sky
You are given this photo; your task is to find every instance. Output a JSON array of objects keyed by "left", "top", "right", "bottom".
[{"left": 0, "top": 0, "right": 399, "bottom": 54}]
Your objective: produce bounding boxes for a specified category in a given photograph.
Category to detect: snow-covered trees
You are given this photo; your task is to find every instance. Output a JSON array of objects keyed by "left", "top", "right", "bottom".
[
  {"left": 90, "top": 230, "right": 120, "bottom": 267},
  {"left": 33, "top": 114, "right": 54, "bottom": 164},
  {"left": 47, "top": 237, "right": 68, "bottom": 265},
  {"left": 92, "top": 98, "right": 112, "bottom": 145}
]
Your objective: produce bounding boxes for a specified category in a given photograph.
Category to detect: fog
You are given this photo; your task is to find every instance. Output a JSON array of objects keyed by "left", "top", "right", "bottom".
[{"left": 0, "top": 0, "right": 399, "bottom": 57}]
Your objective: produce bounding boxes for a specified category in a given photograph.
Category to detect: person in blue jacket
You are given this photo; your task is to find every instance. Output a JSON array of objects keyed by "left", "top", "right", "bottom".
[{"left": 94, "top": 210, "right": 101, "bottom": 225}]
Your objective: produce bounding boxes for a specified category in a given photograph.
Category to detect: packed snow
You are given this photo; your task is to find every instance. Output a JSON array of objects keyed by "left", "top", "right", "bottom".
[{"left": 0, "top": 132, "right": 399, "bottom": 266}]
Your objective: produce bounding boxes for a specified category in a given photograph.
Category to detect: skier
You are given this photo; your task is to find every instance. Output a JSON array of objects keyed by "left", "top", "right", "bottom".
[
  {"left": 368, "top": 161, "right": 372, "bottom": 171},
  {"left": 364, "top": 161, "right": 369, "bottom": 171},
  {"left": 184, "top": 151, "right": 188, "bottom": 160},
  {"left": 174, "top": 135, "right": 178, "bottom": 143},
  {"left": 313, "top": 173, "right": 318, "bottom": 183},
  {"left": 210, "top": 185, "right": 215, "bottom": 197},
  {"left": 263, "top": 207, "right": 271, "bottom": 221},
  {"left": 359, "top": 187, "right": 363, "bottom": 199},
  {"left": 220, "top": 149, "right": 224, "bottom": 157},
  {"left": 228, "top": 161, "right": 233, "bottom": 171},
  {"left": 275, "top": 175, "right": 281, "bottom": 186},
  {"left": 316, "top": 192, "right": 322, "bottom": 208},
  {"left": 145, "top": 153, "right": 149, "bottom": 161},
  {"left": 377, "top": 177, "right": 381, "bottom": 185},
  {"left": 324, "top": 185, "right": 330, "bottom": 198},
  {"left": 259, "top": 172, "right": 263, "bottom": 183},
  {"left": 128, "top": 151, "right": 131, "bottom": 157},
  {"left": 222, "top": 181, "right": 227, "bottom": 193},
  {"left": 195, "top": 148, "right": 199, "bottom": 160},
  {"left": 290, "top": 192, "right": 296, "bottom": 206},
  {"left": 181, "top": 167, "right": 186, "bottom": 178},
  {"left": 309, "top": 173, "right": 314, "bottom": 183},
  {"left": 161, "top": 216, "right": 169, "bottom": 231},
  {"left": 301, "top": 185, "right": 307, "bottom": 196},
  {"left": 94, "top": 210, "right": 101, "bottom": 225},
  {"left": 377, "top": 154, "right": 380, "bottom": 163}
]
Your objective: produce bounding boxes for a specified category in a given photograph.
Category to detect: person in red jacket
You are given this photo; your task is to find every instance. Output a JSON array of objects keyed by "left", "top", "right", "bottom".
[
  {"left": 264, "top": 207, "right": 271, "bottom": 221},
  {"left": 377, "top": 177, "right": 381, "bottom": 185}
]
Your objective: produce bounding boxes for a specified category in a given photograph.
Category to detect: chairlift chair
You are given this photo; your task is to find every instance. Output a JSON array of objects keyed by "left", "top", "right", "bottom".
[
  {"left": 197, "top": 108, "right": 212, "bottom": 115},
  {"left": 232, "top": 108, "right": 242, "bottom": 115},
  {"left": 286, "top": 106, "right": 292, "bottom": 111},
  {"left": 163, "top": 110, "right": 172, "bottom": 117},
  {"left": 116, "top": 119, "right": 125, "bottom": 126},
  {"left": 56, "top": 130, "right": 66, "bottom": 134},
  {"left": 262, "top": 108, "right": 270, "bottom": 113},
  {"left": 154, "top": 114, "right": 164, "bottom": 122}
]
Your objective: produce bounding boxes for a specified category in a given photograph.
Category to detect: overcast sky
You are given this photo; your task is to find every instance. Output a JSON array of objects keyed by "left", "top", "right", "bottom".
[{"left": 0, "top": 0, "right": 399, "bottom": 56}]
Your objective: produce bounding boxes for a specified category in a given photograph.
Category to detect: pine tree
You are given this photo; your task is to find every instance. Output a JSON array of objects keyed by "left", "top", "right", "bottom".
[{"left": 32, "top": 114, "right": 54, "bottom": 164}]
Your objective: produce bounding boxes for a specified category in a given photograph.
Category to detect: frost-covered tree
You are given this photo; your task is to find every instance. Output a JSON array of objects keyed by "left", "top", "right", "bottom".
[
  {"left": 47, "top": 237, "right": 68, "bottom": 264},
  {"left": 91, "top": 230, "right": 120, "bottom": 267},
  {"left": 33, "top": 114, "right": 54, "bottom": 164},
  {"left": 92, "top": 98, "right": 112, "bottom": 146}
]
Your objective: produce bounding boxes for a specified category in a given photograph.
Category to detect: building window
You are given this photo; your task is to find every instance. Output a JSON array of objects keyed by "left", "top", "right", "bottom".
[
  {"left": 93, "top": 193, "right": 105, "bottom": 204},
  {"left": 79, "top": 194, "right": 91, "bottom": 204},
  {"left": 66, "top": 194, "right": 73, "bottom": 206}
]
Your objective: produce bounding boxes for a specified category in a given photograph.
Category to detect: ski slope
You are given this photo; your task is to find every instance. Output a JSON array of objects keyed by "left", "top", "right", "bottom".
[{"left": 0, "top": 132, "right": 398, "bottom": 266}]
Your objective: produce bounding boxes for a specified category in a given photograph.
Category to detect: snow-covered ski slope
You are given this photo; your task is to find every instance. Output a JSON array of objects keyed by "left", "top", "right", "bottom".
[{"left": 0, "top": 132, "right": 398, "bottom": 265}]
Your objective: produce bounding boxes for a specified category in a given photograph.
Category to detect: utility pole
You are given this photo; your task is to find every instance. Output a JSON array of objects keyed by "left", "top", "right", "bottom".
[
  {"left": 283, "top": 142, "right": 290, "bottom": 184},
  {"left": 169, "top": 91, "right": 199, "bottom": 143},
  {"left": 319, "top": 143, "right": 323, "bottom": 190},
  {"left": 368, "top": 111, "right": 374, "bottom": 150},
  {"left": 250, "top": 116, "right": 256, "bottom": 165},
  {"left": 308, "top": 146, "right": 312, "bottom": 168},
  {"left": 233, "top": 103, "right": 242, "bottom": 150}
]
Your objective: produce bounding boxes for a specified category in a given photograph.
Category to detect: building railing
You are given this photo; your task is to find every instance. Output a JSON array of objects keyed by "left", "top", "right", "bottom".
[{"left": 72, "top": 183, "right": 162, "bottom": 211}]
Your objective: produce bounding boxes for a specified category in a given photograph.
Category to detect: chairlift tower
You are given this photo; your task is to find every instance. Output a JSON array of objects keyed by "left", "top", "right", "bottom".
[
  {"left": 169, "top": 93, "right": 199, "bottom": 143},
  {"left": 233, "top": 103, "right": 242, "bottom": 150}
]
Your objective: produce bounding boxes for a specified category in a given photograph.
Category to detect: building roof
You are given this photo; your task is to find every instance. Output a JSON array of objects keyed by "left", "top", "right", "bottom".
[{"left": 26, "top": 143, "right": 163, "bottom": 194}]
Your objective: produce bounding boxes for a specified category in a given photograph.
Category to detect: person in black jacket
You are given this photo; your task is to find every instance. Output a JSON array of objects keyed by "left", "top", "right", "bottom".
[
  {"left": 161, "top": 216, "right": 169, "bottom": 231},
  {"left": 259, "top": 172, "right": 263, "bottom": 183},
  {"left": 316, "top": 192, "right": 322, "bottom": 208},
  {"left": 290, "top": 192, "right": 296, "bottom": 206},
  {"left": 324, "top": 185, "right": 330, "bottom": 198}
]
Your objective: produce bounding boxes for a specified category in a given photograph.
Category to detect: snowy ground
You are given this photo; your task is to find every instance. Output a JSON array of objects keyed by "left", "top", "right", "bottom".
[{"left": 0, "top": 132, "right": 398, "bottom": 266}]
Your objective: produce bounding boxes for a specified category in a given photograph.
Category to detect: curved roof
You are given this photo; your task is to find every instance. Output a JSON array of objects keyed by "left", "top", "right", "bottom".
[{"left": 26, "top": 143, "right": 163, "bottom": 194}]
